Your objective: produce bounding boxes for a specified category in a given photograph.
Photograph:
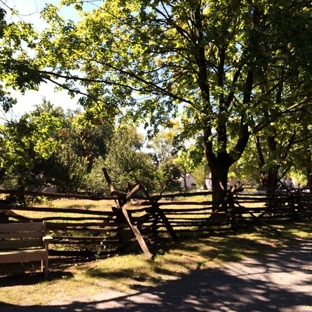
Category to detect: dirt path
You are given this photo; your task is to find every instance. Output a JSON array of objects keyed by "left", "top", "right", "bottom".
[{"left": 1, "top": 239, "right": 312, "bottom": 311}]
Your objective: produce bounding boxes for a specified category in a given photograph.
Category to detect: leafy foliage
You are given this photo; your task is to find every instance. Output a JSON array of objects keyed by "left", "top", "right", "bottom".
[
  {"left": 32, "top": 0, "right": 312, "bottom": 198},
  {"left": 104, "top": 125, "right": 156, "bottom": 193},
  {"left": 148, "top": 130, "right": 182, "bottom": 193},
  {"left": 1, "top": 1, "right": 312, "bottom": 197},
  {"left": 0, "top": 100, "right": 112, "bottom": 193}
]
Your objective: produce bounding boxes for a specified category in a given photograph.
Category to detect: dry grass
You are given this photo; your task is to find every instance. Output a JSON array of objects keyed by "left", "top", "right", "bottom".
[
  {"left": 50, "top": 198, "right": 115, "bottom": 210},
  {"left": 14, "top": 198, "right": 116, "bottom": 220}
]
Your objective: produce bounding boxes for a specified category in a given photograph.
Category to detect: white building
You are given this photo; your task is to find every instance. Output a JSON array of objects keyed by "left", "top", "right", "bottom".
[
  {"left": 205, "top": 177, "right": 212, "bottom": 190},
  {"left": 180, "top": 173, "right": 196, "bottom": 190}
]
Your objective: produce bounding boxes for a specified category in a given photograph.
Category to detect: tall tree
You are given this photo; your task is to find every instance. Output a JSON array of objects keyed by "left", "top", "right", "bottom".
[
  {"left": 28, "top": 1, "right": 312, "bottom": 204},
  {"left": 0, "top": 101, "right": 65, "bottom": 191},
  {"left": 0, "top": 100, "right": 112, "bottom": 193}
]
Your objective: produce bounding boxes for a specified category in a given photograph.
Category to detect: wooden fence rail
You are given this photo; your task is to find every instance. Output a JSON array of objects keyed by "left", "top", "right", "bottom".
[{"left": 0, "top": 190, "right": 311, "bottom": 259}]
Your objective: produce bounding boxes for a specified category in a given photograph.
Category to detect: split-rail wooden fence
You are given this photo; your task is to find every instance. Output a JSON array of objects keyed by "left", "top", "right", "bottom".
[{"left": 0, "top": 187, "right": 311, "bottom": 260}]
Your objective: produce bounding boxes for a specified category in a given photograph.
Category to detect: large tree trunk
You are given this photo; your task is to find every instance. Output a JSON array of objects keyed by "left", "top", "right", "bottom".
[
  {"left": 262, "top": 168, "right": 279, "bottom": 195},
  {"left": 260, "top": 167, "right": 280, "bottom": 212},
  {"left": 204, "top": 121, "right": 249, "bottom": 214},
  {"left": 256, "top": 134, "right": 283, "bottom": 196},
  {"left": 210, "top": 162, "right": 230, "bottom": 212},
  {"left": 204, "top": 121, "right": 249, "bottom": 207}
]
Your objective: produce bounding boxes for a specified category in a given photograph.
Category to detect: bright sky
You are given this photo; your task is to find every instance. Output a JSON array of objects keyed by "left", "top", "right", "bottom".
[{"left": 4, "top": 0, "right": 83, "bottom": 120}]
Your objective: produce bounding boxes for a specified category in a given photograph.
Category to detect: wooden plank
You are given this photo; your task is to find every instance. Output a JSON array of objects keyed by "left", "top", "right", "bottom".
[
  {"left": 102, "top": 168, "right": 115, "bottom": 193},
  {"left": 52, "top": 235, "right": 115, "bottom": 240},
  {"left": 52, "top": 239, "right": 120, "bottom": 245},
  {"left": 160, "top": 207, "right": 213, "bottom": 213},
  {"left": 121, "top": 207, "right": 152, "bottom": 260},
  {"left": 47, "top": 221, "right": 116, "bottom": 228},
  {"left": 48, "top": 223, "right": 128, "bottom": 231},
  {"left": 154, "top": 206, "right": 177, "bottom": 241},
  {"left": 0, "top": 222, "right": 50, "bottom": 277},
  {"left": 0, "top": 189, "right": 117, "bottom": 200},
  {"left": 41, "top": 216, "right": 113, "bottom": 221},
  {"left": 0, "top": 238, "right": 43, "bottom": 250},
  {"left": 138, "top": 185, "right": 177, "bottom": 241},
  {"left": 158, "top": 201, "right": 214, "bottom": 206},
  {"left": 152, "top": 191, "right": 213, "bottom": 199},
  {"left": 0, "top": 249, "right": 47, "bottom": 263},
  {"left": 0, "top": 232, "right": 43, "bottom": 239},
  {"left": 126, "top": 184, "right": 140, "bottom": 201},
  {"left": 0, "top": 222, "right": 43, "bottom": 232},
  {"left": 4, "top": 206, "right": 113, "bottom": 216}
]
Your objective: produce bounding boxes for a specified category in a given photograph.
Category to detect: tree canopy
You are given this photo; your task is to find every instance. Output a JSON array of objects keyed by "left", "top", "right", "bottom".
[
  {"left": 29, "top": 0, "right": 312, "bottom": 199},
  {"left": 1, "top": 0, "right": 312, "bottom": 198}
]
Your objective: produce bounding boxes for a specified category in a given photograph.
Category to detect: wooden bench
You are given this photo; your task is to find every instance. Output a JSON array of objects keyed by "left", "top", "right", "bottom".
[{"left": 0, "top": 222, "right": 52, "bottom": 278}]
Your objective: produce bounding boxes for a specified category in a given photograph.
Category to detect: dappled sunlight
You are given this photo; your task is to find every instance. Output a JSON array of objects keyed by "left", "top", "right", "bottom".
[
  {"left": 0, "top": 222, "right": 311, "bottom": 311},
  {"left": 2, "top": 241, "right": 310, "bottom": 311}
]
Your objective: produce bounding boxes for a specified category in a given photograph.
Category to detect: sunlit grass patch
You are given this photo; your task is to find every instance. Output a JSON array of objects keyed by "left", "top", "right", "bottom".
[
  {"left": 50, "top": 198, "right": 115, "bottom": 210},
  {"left": 12, "top": 198, "right": 115, "bottom": 221},
  {"left": 271, "top": 221, "right": 312, "bottom": 239}
]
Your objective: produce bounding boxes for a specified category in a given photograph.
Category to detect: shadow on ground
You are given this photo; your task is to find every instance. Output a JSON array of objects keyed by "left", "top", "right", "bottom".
[{"left": 0, "top": 239, "right": 311, "bottom": 312}]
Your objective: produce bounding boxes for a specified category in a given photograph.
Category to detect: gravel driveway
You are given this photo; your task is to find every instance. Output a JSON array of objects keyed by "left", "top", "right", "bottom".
[{"left": 1, "top": 239, "right": 311, "bottom": 312}]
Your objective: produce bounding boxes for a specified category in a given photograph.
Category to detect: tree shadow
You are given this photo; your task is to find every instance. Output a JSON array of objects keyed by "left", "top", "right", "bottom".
[
  {"left": 1, "top": 239, "right": 311, "bottom": 311},
  {"left": 0, "top": 256, "right": 84, "bottom": 287},
  {"left": 0, "top": 271, "right": 74, "bottom": 287}
]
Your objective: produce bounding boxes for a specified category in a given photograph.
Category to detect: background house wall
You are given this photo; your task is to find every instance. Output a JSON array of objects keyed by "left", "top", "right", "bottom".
[{"left": 180, "top": 173, "right": 196, "bottom": 190}]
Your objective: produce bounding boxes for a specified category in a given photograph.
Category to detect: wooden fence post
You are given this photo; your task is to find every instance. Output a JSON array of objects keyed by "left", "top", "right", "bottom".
[
  {"left": 140, "top": 185, "right": 177, "bottom": 241},
  {"left": 102, "top": 168, "right": 153, "bottom": 259}
]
